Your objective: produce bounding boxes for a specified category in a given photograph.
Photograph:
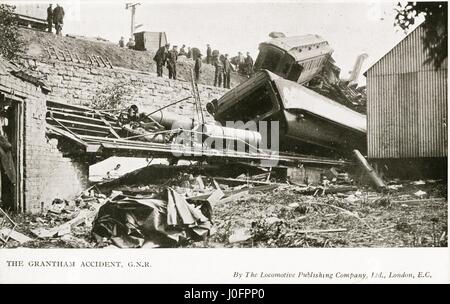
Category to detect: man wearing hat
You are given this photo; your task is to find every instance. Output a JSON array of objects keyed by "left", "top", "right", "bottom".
[
  {"left": 46, "top": 4, "right": 53, "bottom": 33},
  {"left": 223, "top": 54, "right": 234, "bottom": 89},
  {"left": 167, "top": 45, "right": 178, "bottom": 80},
  {"left": 206, "top": 44, "right": 212, "bottom": 64},
  {"left": 153, "top": 43, "right": 170, "bottom": 77},
  {"left": 245, "top": 52, "right": 254, "bottom": 77},
  {"left": 179, "top": 45, "right": 187, "bottom": 57},
  {"left": 194, "top": 53, "right": 202, "bottom": 82},
  {"left": 53, "top": 4, "right": 65, "bottom": 36},
  {"left": 213, "top": 54, "right": 223, "bottom": 87}
]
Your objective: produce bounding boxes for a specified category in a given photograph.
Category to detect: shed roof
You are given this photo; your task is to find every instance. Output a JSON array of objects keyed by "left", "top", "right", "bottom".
[{"left": 363, "top": 21, "right": 424, "bottom": 76}]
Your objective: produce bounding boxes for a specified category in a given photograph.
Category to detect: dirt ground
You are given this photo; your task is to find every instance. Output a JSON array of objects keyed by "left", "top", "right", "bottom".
[{"left": 2, "top": 177, "right": 447, "bottom": 249}]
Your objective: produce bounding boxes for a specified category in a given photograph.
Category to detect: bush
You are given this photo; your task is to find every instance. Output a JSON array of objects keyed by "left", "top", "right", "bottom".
[{"left": 0, "top": 4, "right": 24, "bottom": 60}]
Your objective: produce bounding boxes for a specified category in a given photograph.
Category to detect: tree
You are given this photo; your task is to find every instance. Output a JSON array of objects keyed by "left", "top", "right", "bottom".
[
  {"left": 394, "top": 2, "right": 448, "bottom": 69},
  {"left": 0, "top": 4, "right": 24, "bottom": 60}
]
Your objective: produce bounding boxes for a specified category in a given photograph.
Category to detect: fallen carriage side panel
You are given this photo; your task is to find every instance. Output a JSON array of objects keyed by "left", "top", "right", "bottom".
[{"left": 211, "top": 70, "right": 367, "bottom": 153}]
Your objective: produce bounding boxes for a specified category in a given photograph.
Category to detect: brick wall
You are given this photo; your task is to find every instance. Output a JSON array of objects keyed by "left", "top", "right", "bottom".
[
  {"left": 23, "top": 93, "right": 89, "bottom": 213},
  {"left": 1, "top": 70, "right": 89, "bottom": 213},
  {"left": 23, "top": 58, "right": 229, "bottom": 122}
]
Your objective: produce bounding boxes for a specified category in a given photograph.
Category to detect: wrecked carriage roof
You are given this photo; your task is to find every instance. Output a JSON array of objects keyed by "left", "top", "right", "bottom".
[
  {"left": 263, "top": 34, "right": 327, "bottom": 50},
  {"left": 260, "top": 34, "right": 334, "bottom": 62}
]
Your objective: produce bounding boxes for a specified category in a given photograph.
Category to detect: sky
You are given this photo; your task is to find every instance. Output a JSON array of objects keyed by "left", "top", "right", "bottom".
[{"left": 9, "top": 0, "right": 420, "bottom": 83}]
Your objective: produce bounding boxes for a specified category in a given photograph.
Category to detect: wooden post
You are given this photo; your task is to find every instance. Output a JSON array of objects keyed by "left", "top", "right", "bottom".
[{"left": 353, "top": 149, "right": 386, "bottom": 190}]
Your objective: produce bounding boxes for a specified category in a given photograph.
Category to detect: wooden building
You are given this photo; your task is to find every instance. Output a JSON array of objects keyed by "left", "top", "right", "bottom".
[
  {"left": 365, "top": 23, "right": 447, "bottom": 177},
  {"left": 133, "top": 31, "right": 168, "bottom": 52}
]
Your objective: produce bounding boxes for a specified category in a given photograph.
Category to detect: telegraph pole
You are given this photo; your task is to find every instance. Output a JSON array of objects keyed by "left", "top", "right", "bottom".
[{"left": 125, "top": 3, "right": 141, "bottom": 38}]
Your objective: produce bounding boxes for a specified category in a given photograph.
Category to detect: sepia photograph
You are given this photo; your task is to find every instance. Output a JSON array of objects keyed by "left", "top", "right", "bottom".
[{"left": 0, "top": 0, "right": 448, "bottom": 284}]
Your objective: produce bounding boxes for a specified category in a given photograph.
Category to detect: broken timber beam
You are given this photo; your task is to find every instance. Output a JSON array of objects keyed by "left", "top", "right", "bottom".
[
  {"left": 215, "top": 190, "right": 249, "bottom": 205},
  {"left": 94, "top": 110, "right": 121, "bottom": 139},
  {"left": 295, "top": 228, "right": 347, "bottom": 234},
  {"left": 353, "top": 149, "right": 386, "bottom": 190},
  {"left": 104, "top": 56, "right": 114, "bottom": 69},
  {"left": 294, "top": 186, "right": 357, "bottom": 195},
  {"left": 97, "top": 56, "right": 108, "bottom": 68},
  {"left": 0, "top": 228, "right": 33, "bottom": 244},
  {"left": 391, "top": 198, "right": 446, "bottom": 205}
]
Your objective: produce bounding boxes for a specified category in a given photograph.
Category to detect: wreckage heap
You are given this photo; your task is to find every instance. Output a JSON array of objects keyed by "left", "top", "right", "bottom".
[
  {"left": 45, "top": 99, "right": 350, "bottom": 167},
  {"left": 1, "top": 163, "right": 446, "bottom": 248},
  {"left": 207, "top": 70, "right": 367, "bottom": 155}
]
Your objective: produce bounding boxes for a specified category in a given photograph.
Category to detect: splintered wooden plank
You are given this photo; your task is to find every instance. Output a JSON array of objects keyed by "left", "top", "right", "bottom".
[
  {"left": 46, "top": 124, "right": 88, "bottom": 147},
  {"left": 0, "top": 228, "right": 33, "bottom": 244},
  {"left": 49, "top": 110, "right": 108, "bottom": 124},
  {"left": 46, "top": 117, "right": 122, "bottom": 132},
  {"left": 94, "top": 110, "right": 121, "bottom": 139},
  {"left": 216, "top": 190, "right": 249, "bottom": 205},
  {"left": 104, "top": 56, "right": 114, "bottom": 68},
  {"left": 58, "top": 126, "right": 110, "bottom": 137},
  {"left": 206, "top": 189, "right": 225, "bottom": 204}
]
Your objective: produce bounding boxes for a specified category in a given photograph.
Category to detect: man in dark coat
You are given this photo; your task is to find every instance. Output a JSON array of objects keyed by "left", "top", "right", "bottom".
[
  {"left": 166, "top": 45, "right": 178, "bottom": 80},
  {"left": 153, "top": 43, "right": 170, "bottom": 77},
  {"left": 179, "top": 45, "right": 187, "bottom": 57},
  {"left": 46, "top": 4, "right": 53, "bottom": 33},
  {"left": 53, "top": 4, "right": 65, "bottom": 36},
  {"left": 0, "top": 134, "right": 16, "bottom": 187},
  {"left": 222, "top": 54, "right": 234, "bottom": 89},
  {"left": 245, "top": 52, "right": 254, "bottom": 77},
  {"left": 206, "top": 44, "right": 212, "bottom": 64},
  {"left": 126, "top": 38, "right": 135, "bottom": 49},
  {"left": 118, "top": 37, "right": 125, "bottom": 47},
  {"left": 213, "top": 55, "right": 223, "bottom": 87},
  {"left": 194, "top": 53, "right": 202, "bottom": 82},
  {"left": 237, "top": 51, "right": 245, "bottom": 74}
]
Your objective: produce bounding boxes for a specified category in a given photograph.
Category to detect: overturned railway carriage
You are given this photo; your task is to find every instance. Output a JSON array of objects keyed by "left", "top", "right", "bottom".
[
  {"left": 254, "top": 34, "right": 333, "bottom": 85},
  {"left": 207, "top": 70, "right": 367, "bottom": 156}
]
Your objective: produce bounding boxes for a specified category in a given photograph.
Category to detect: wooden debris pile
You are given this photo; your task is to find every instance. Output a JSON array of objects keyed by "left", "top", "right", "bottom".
[
  {"left": 209, "top": 178, "right": 447, "bottom": 248},
  {"left": 2, "top": 162, "right": 446, "bottom": 248}
]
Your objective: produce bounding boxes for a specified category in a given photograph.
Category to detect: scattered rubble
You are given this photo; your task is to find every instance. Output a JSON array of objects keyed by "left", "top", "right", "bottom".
[{"left": 1, "top": 164, "right": 446, "bottom": 249}]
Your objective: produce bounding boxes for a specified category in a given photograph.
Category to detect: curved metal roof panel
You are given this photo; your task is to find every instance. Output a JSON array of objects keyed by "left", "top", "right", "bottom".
[{"left": 273, "top": 77, "right": 367, "bottom": 133}]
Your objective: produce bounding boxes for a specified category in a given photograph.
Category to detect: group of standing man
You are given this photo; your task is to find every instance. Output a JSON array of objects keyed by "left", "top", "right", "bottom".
[
  {"left": 153, "top": 44, "right": 179, "bottom": 80},
  {"left": 234, "top": 51, "right": 254, "bottom": 77},
  {"left": 207, "top": 44, "right": 254, "bottom": 89},
  {"left": 151, "top": 43, "right": 254, "bottom": 88},
  {"left": 212, "top": 52, "right": 233, "bottom": 89},
  {"left": 153, "top": 44, "right": 203, "bottom": 82},
  {"left": 46, "top": 4, "right": 65, "bottom": 36}
]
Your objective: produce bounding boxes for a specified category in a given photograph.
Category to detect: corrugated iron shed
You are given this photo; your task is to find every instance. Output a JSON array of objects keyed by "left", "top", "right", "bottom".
[{"left": 365, "top": 23, "right": 448, "bottom": 159}]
